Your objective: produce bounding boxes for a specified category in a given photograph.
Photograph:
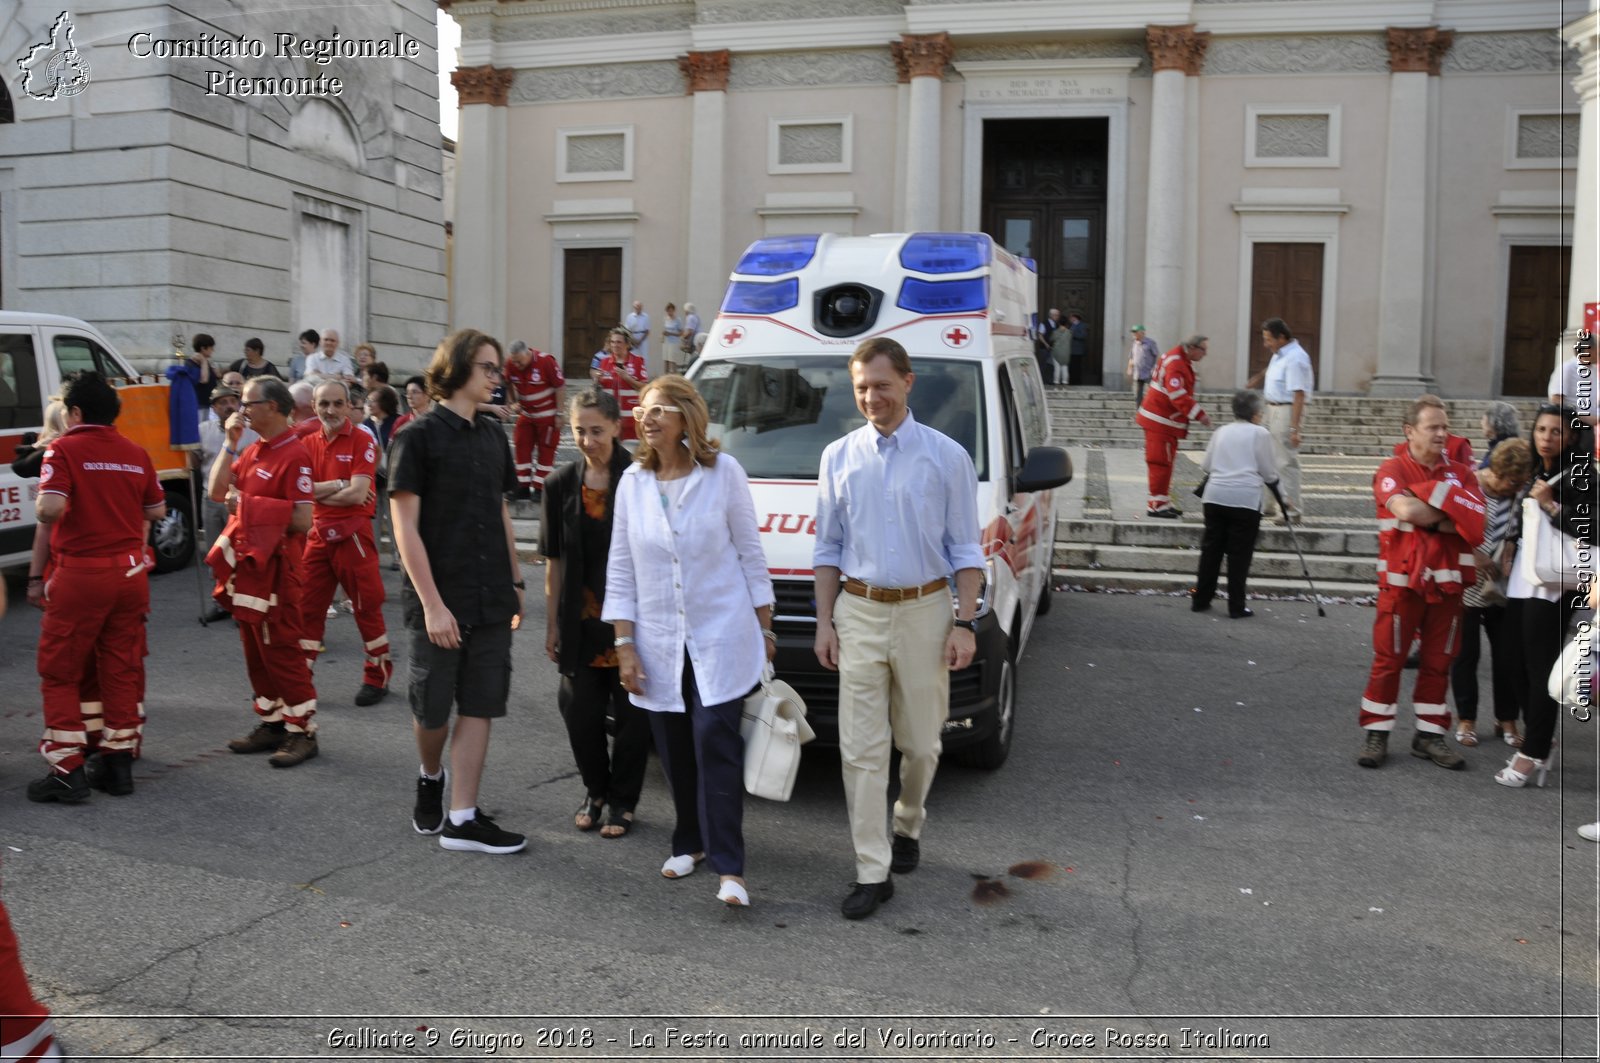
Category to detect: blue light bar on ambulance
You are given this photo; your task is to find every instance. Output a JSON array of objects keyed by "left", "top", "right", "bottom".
[
  {"left": 733, "top": 236, "right": 819, "bottom": 276},
  {"left": 721, "top": 277, "right": 800, "bottom": 315},
  {"left": 899, "top": 233, "right": 992, "bottom": 274},
  {"left": 896, "top": 276, "right": 989, "bottom": 315}
]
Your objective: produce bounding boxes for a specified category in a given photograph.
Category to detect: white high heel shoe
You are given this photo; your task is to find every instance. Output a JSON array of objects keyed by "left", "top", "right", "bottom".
[{"left": 1494, "top": 748, "right": 1559, "bottom": 788}]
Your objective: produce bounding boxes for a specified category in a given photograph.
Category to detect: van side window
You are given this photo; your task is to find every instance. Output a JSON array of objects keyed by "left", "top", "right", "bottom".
[
  {"left": 1012, "top": 357, "right": 1047, "bottom": 450},
  {"left": 0, "top": 332, "right": 43, "bottom": 429},
  {"left": 996, "top": 364, "right": 1026, "bottom": 485},
  {"left": 52, "top": 333, "right": 120, "bottom": 381}
]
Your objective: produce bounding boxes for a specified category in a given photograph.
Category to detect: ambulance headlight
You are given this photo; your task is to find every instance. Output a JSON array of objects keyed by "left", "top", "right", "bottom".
[
  {"left": 722, "top": 278, "right": 800, "bottom": 315},
  {"left": 813, "top": 283, "right": 884, "bottom": 338}
]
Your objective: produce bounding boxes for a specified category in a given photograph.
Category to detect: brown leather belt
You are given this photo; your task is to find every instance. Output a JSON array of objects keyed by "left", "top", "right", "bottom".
[{"left": 842, "top": 576, "right": 947, "bottom": 603}]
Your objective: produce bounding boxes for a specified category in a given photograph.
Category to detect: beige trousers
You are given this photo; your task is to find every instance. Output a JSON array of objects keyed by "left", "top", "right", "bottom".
[
  {"left": 1264, "top": 403, "right": 1303, "bottom": 513},
  {"left": 834, "top": 589, "right": 951, "bottom": 883}
]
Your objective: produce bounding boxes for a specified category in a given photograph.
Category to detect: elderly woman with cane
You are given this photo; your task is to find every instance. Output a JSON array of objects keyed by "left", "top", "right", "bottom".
[
  {"left": 1192, "top": 390, "right": 1279, "bottom": 618},
  {"left": 603, "top": 375, "right": 775, "bottom": 907}
]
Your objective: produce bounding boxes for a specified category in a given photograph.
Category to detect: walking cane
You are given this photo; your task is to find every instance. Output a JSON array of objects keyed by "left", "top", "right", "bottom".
[
  {"left": 189, "top": 451, "right": 211, "bottom": 625},
  {"left": 1268, "top": 481, "right": 1326, "bottom": 617}
]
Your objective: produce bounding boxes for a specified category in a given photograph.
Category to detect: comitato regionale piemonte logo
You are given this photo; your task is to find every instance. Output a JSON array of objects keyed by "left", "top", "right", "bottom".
[{"left": 17, "top": 11, "right": 92, "bottom": 101}]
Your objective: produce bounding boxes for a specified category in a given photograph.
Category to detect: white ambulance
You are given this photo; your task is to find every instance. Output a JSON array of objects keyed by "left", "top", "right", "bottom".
[
  {"left": 0, "top": 312, "right": 199, "bottom": 574},
  {"left": 689, "top": 232, "right": 1071, "bottom": 768}
]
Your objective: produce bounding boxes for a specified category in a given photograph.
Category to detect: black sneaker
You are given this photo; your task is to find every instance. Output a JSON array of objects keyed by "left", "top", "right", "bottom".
[
  {"left": 1357, "top": 730, "right": 1389, "bottom": 769},
  {"left": 353, "top": 683, "right": 388, "bottom": 707},
  {"left": 841, "top": 877, "right": 894, "bottom": 920},
  {"left": 1147, "top": 506, "right": 1182, "bottom": 519},
  {"left": 413, "top": 771, "right": 447, "bottom": 835},
  {"left": 890, "top": 834, "right": 920, "bottom": 874},
  {"left": 27, "top": 765, "right": 90, "bottom": 804},
  {"left": 440, "top": 811, "right": 526, "bottom": 854}
]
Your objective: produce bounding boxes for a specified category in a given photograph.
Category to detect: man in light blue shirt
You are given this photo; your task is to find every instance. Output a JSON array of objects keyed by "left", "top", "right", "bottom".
[
  {"left": 813, "top": 337, "right": 984, "bottom": 920},
  {"left": 1247, "top": 317, "right": 1314, "bottom": 521}
]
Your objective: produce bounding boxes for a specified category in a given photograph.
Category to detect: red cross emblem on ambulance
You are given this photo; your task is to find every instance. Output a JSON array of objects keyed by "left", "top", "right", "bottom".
[
  {"left": 720, "top": 326, "right": 745, "bottom": 347},
  {"left": 941, "top": 325, "right": 973, "bottom": 349}
]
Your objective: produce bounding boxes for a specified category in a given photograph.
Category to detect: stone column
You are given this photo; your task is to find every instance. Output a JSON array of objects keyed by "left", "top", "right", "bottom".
[
  {"left": 1563, "top": 10, "right": 1599, "bottom": 335},
  {"left": 1142, "top": 25, "right": 1208, "bottom": 354},
  {"left": 449, "top": 65, "right": 514, "bottom": 336},
  {"left": 890, "top": 42, "right": 912, "bottom": 232},
  {"left": 1369, "top": 27, "right": 1452, "bottom": 396},
  {"left": 902, "top": 33, "right": 952, "bottom": 232},
  {"left": 681, "top": 50, "right": 730, "bottom": 316}
]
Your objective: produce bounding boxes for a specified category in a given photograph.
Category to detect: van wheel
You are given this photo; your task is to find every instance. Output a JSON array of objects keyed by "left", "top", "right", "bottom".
[
  {"left": 1036, "top": 572, "right": 1053, "bottom": 616},
  {"left": 955, "top": 634, "right": 1016, "bottom": 770},
  {"left": 150, "top": 484, "right": 196, "bottom": 574}
]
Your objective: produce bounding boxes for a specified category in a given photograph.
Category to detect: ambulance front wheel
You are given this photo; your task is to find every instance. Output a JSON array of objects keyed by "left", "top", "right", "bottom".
[{"left": 149, "top": 483, "right": 196, "bottom": 574}]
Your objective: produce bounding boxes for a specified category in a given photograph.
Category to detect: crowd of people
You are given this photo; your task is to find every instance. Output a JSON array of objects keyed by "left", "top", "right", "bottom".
[{"left": 6, "top": 309, "right": 1596, "bottom": 1059}]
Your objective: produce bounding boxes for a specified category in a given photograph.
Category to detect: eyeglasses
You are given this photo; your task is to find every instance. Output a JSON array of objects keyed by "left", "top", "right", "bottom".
[
  {"left": 239, "top": 399, "right": 273, "bottom": 408},
  {"left": 632, "top": 403, "right": 683, "bottom": 421},
  {"left": 475, "top": 361, "right": 503, "bottom": 380}
]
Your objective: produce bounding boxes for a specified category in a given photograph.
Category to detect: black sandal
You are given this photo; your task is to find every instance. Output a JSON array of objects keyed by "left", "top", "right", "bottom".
[
  {"left": 574, "top": 797, "right": 604, "bottom": 832},
  {"left": 600, "top": 808, "right": 634, "bottom": 839}
]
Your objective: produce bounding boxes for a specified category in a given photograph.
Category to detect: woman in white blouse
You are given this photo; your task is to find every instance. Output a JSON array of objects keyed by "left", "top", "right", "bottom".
[
  {"left": 1192, "top": 390, "right": 1280, "bottom": 618},
  {"left": 603, "top": 375, "right": 776, "bottom": 907}
]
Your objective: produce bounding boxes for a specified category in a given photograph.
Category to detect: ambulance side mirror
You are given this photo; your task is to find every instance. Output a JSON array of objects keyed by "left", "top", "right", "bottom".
[{"left": 1016, "top": 446, "right": 1071, "bottom": 493}]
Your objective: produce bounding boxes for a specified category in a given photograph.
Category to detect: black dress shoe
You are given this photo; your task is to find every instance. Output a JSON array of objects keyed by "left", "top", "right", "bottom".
[
  {"left": 203, "top": 605, "right": 231, "bottom": 624},
  {"left": 1229, "top": 608, "right": 1254, "bottom": 619},
  {"left": 841, "top": 877, "right": 894, "bottom": 920},
  {"left": 1191, "top": 599, "right": 1213, "bottom": 613},
  {"left": 890, "top": 834, "right": 920, "bottom": 874}
]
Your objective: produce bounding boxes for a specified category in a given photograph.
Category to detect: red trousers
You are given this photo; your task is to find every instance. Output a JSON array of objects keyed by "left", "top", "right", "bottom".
[
  {"left": 36, "top": 562, "right": 148, "bottom": 774},
  {"left": 1143, "top": 426, "right": 1182, "bottom": 509},
  {"left": 514, "top": 416, "right": 560, "bottom": 491},
  {"left": 0, "top": 895, "right": 55, "bottom": 1062},
  {"left": 301, "top": 531, "right": 391, "bottom": 690},
  {"left": 238, "top": 561, "right": 318, "bottom": 731},
  {"left": 1359, "top": 587, "right": 1462, "bottom": 735}
]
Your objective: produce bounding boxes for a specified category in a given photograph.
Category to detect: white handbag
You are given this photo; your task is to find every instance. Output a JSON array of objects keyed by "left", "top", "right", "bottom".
[
  {"left": 1548, "top": 622, "right": 1595, "bottom": 712},
  {"left": 740, "top": 664, "right": 815, "bottom": 801},
  {"left": 1517, "top": 491, "right": 1583, "bottom": 588}
]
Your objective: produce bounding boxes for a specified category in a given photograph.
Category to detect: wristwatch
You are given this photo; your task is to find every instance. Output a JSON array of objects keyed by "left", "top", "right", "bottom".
[{"left": 953, "top": 618, "right": 978, "bottom": 632}]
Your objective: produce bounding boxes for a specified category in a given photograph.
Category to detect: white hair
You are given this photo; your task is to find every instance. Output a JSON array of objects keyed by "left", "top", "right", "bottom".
[{"left": 290, "top": 381, "right": 315, "bottom": 405}]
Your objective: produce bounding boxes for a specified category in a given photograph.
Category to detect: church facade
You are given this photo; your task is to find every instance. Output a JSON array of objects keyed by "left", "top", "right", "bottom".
[
  {"left": 448, "top": 0, "right": 1592, "bottom": 397},
  {"left": 1, "top": 0, "right": 448, "bottom": 369}
]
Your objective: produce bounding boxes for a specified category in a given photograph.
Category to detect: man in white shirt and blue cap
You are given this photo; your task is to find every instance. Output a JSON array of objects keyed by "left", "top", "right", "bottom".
[
  {"left": 1247, "top": 317, "right": 1314, "bottom": 522},
  {"left": 813, "top": 337, "right": 984, "bottom": 920}
]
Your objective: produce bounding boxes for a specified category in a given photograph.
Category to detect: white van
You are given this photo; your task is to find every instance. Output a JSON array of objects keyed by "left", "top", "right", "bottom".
[
  {"left": 0, "top": 311, "right": 198, "bottom": 573},
  {"left": 688, "top": 232, "right": 1071, "bottom": 768}
]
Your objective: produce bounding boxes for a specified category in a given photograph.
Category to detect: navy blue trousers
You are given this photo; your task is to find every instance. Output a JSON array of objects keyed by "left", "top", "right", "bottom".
[{"left": 648, "top": 656, "right": 750, "bottom": 876}]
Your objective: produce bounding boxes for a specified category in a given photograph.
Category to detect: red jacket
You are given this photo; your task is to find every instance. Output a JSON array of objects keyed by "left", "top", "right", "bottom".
[
  {"left": 506, "top": 351, "right": 564, "bottom": 419},
  {"left": 1136, "top": 346, "right": 1206, "bottom": 436},
  {"left": 1374, "top": 444, "right": 1487, "bottom": 601},
  {"left": 206, "top": 495, "right": 297, "bottom": 623}
]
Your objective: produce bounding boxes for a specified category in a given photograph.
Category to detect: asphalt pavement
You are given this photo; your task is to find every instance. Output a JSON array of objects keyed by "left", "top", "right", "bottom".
[{"left": 0, "top": 565, "right": 1595, "bottom": 1061}]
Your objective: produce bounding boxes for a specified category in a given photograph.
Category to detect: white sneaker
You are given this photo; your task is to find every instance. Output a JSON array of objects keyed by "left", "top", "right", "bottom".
[
  {"left": 326, "top": 605, "right": 338, "bottom": 619},
  {"left": 1579, "top": 822, "right": 1600, "bottom": 842}
]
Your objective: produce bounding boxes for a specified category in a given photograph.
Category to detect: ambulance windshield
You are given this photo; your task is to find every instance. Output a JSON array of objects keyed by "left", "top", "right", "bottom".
[{"left": 694, "top": 355, "right": 986, "bottom": 480}]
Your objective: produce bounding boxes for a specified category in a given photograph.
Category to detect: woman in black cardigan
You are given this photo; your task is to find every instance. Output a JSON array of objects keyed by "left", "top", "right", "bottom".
[
  {"left": 541, "top": 388, "right": 651, "bottom": 836},
  {"left": 1497, "top": 404, "right": 1593, "bottom": 788}
]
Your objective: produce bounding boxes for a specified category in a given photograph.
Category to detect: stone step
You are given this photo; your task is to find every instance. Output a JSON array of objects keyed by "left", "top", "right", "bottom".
[
  {"left": 1052, "top": 566, "right": 1376, "bottom": 601},
  {"left": 1055, "top": 542, "right": 1375, "bottom": 583},
  {"left": 1058, "top": 517, "right": 1378, "bottom": 555}
]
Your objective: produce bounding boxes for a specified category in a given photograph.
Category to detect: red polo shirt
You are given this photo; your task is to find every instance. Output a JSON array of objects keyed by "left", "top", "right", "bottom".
[
  {"left": 234, "top": 429, "right": 314, "bottom": 553},
  {"left": 302, "top": 418, "right": 378, "bottom": 524},
  {"left": 38, "top": 424, "right": 164, "bottom": 558}
]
